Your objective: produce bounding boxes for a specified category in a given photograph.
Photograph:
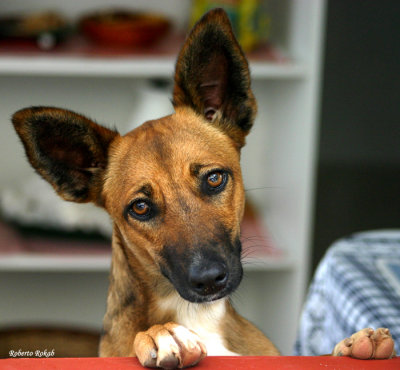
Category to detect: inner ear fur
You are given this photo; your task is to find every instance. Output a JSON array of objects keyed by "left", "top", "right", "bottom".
[
  {"left": 173, "top": 8, "right": 257, "bottom": 148},
  {"left": 12, "top": 106, "right": 118, "bottom": 205}
]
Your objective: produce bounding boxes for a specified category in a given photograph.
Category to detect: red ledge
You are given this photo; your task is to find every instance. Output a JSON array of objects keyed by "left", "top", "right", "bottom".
[{"left": 1, "top": 356, "right": 399, "bottom": 369}]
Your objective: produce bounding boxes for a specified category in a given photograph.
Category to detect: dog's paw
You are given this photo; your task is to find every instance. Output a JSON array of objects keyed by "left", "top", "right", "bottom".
[
  {"left": 332, "top": 328, "right": 396, "bottom": 359},
  {"left": 134, "top": 322, "right": 207, "bottom": 369}
]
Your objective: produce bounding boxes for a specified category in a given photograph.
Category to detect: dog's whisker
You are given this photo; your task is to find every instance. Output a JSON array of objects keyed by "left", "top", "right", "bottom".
[{"left": 244, "top": 186, "right": 283, "bottom": 192}]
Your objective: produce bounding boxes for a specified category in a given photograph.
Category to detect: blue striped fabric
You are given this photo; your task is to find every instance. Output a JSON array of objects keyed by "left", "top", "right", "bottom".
[{"left": 294, "top": 231, "right": 400, "bottom": 355}]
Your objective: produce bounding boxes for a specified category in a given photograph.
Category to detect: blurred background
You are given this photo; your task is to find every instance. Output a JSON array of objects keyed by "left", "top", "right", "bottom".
[{"left": 0, "top": 0, "right": 398, "bottom": 359}]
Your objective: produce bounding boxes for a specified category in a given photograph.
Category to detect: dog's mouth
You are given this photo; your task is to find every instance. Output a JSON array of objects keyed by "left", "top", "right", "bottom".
[{"left": 185, "top": 279, "right": 241, "bottom": 303}]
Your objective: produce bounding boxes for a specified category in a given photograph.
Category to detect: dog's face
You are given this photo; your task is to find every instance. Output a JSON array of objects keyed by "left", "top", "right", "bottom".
[
  {"left": 103, "top": 108, "right": 245, "bottom": 302},
  {"left": 12, "top": 9, "right": 256, "bottom": 303}
]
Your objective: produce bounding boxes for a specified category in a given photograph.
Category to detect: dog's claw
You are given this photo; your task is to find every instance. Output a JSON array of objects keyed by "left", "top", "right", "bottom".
[
  {"left": 134, "top": 322, "right": 207, "bottom": 369},
  {"left": 158, "top": 355, "right": 179, "bottom": 370},
  {"left": 332, "top": 328, "right": 396, "bottom": 359}
]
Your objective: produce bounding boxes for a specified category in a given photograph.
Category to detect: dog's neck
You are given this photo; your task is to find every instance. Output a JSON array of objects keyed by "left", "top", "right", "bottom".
[{"left": 154, "top": 291, "right": 227, "bottom": 327}]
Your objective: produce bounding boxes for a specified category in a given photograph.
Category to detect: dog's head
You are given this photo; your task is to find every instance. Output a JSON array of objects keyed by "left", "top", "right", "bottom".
[{"left": 12, "top": 9, "right": 256, "bottom": 303}]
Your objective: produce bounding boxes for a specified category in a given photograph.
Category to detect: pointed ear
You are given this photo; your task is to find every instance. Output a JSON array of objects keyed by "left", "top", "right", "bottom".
[
  {"left": 173, "top": 8, "right": 256, "bottom": 148},
  {"left": 12, "top": 106, "right": 119, "bottom": 205}
]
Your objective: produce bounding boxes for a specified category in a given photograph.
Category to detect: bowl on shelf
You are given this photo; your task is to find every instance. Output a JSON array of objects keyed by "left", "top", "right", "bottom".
[
  {"left": 79, "top": 10, "right": 171, "bottom": 48},
  {"left": 0, "top": 11, "right": 70, "bottom": 50}
]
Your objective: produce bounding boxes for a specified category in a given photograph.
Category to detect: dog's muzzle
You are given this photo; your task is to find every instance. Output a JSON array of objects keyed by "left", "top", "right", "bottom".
[{"left": 160, "top": 242, "right": 243, "bottom": 303}]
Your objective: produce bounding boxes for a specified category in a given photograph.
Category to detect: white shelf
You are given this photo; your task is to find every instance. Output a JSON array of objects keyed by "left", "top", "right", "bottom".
[
  {"left": 0, "top": 56, "right": 176, "bottom": 78},
  {"left": 0, "top": 56, "right": 306, "bottom": 79},
  {"left": 0, "top": 253, "right": 111, "bottom": 272}
]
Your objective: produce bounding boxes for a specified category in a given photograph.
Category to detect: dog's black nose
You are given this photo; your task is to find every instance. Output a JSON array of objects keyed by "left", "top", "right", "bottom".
[{"left": 188, "top": 262, "right": 228, "bottom": 296}]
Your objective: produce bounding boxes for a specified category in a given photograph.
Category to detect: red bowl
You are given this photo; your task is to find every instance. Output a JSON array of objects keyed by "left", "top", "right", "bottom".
[{"left": 80, "top": 10, "right": 171, "bottom": 47}]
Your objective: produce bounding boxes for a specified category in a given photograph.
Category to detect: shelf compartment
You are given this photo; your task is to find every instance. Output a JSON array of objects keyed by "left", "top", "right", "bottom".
[
  {"left": 0, "top": 207, "right": 292, "bottom": 272},
  {"left": 0, "top": 34, "right": 306, "bottom": 79}
]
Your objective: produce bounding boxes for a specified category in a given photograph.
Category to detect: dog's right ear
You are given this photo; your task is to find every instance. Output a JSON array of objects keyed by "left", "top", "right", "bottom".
[
  {"left": 12, "top": 106, "right": 118, "bottom": 206},
  {"left": 173, "top": 8, "right": 256, "bottom": 148}
]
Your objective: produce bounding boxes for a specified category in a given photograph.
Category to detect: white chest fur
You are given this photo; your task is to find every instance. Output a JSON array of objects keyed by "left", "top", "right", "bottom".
[{"left": 157, "top": 294, "right": 239, "bottom": 356}]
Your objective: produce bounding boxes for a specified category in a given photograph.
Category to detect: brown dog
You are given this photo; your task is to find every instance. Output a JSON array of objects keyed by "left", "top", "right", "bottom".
[{"left": 12, "top": 8, "right": 395, "bottom": 369}]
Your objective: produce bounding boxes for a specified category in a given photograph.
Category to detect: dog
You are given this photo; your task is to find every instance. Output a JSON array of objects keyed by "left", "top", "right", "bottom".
[{"left": 12, "top": 8, "right": 395, "bottom": 369}]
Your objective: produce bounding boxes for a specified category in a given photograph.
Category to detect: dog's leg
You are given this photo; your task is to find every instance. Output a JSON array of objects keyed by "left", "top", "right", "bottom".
[
  {"left": 134, "top": 322, "right": 207, "bottom": 369},
  {"left": 332, "top": 328, "right": 396, "bottom": 359}
]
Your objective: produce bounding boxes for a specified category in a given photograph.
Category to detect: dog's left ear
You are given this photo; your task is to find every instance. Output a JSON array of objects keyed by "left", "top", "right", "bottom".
[
  {"left": 12, "top": 107, "right": 118, "bottom": 205},
  {"left": 173, "top": 8, "right": 256, "bottom": 148}
]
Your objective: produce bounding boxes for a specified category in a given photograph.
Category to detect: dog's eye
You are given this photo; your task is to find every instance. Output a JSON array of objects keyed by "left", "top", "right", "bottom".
[
  {"left": 207, "top": 172, "right": 224, "bottom": 188},
  {"left": 203, "top": 171, "right": 228, "bottom": 195},
  {"left": 132, "top": 200, "right": 149, "bottom": 215},
  {"left": 128, "top": 199, "right": 153, "bottom": 221}
]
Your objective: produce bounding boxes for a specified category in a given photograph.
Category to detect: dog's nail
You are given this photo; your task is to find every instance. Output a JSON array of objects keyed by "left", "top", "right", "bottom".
[
  {"left": 158, "top": 355, "right": 179, "bottom": 370},
  {"left": 150, "top": 349, "right": 157, "bottom": 359}
]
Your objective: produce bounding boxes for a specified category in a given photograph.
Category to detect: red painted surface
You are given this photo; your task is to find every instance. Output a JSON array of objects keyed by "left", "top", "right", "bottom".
[{"left": 1, "top": 356, "right": 399, "bottom": 370}]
